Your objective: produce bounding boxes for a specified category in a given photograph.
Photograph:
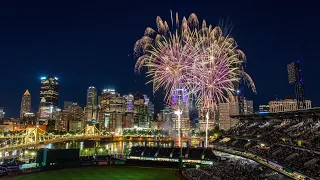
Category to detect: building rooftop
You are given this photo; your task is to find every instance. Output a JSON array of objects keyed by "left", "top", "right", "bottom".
[
  {"left": 231, "top": 107, "right": 320, "bottom": 121},
  {"left": 24, "top": 89, "right": 30, "bottom": 96}
]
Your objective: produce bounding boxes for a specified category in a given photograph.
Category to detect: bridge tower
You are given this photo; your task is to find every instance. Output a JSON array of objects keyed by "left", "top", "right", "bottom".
[
  {"left": 25, "top": 127, "right": 39, "bottom": 144},
  {"left": 85, "top": 125, "right": 96, "bottom": 136}
]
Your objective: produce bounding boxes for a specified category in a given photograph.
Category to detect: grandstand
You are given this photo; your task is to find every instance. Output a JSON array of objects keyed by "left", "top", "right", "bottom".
[
  {"left": 214, "top": 108, "right": 320, "bottom": 179},
  {"left": 182, "top": 151, "right": 291, "bottom": 180},
  {"left": 128, "top": 146, "right": 291, "bottom": 180}
]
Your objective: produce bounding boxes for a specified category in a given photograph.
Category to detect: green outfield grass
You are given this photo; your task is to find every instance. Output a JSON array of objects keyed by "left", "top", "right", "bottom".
[{"left": 8, "top": 166, "right": 177, "bottom": 180}]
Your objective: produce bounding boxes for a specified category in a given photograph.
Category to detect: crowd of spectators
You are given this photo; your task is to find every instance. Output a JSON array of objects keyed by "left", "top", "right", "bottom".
[
  {"left": 183, "top": 161, "right": 289, "bottom": 180},
  {"left": 225, "top": 119, "right": 320, "bottom": 151},
  {"left": 215, "top": 119, "right": 320, "bottom": 179}
]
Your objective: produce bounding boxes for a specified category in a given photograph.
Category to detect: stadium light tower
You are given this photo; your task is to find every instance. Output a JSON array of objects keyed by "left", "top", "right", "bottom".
[
  {"left": 287, "top": 60, "right": 306, "bottom": 110},
  {"left": 174, "top": 110, "right": 182, "bottom": 148},
  {"left": 172, "top": 88, "right": 188, "bottom": 169},
  {"left": 171, "top": 88, "right": 188, "bottom": 147}
]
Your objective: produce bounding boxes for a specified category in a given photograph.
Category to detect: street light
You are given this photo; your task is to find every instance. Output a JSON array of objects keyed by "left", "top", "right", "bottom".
[
  {"left": 174, "top": 110, "right": 182, "bottom": 148},
  {"left": 205, "top": 112, "right": 209, "bottom": 148},
  {"left": 174, "top": 109, "right": 183, "bottom": 169}
]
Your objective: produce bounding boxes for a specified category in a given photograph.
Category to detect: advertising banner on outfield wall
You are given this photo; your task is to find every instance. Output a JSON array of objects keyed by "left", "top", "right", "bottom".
[{"left": 98, "top": 161, "right": 109, "bottom": 166}]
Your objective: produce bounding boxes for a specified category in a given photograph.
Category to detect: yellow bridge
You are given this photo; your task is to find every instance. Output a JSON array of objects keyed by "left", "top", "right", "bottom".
[{"left": 0, "top": 126, "right": 181, "bottom": 152}]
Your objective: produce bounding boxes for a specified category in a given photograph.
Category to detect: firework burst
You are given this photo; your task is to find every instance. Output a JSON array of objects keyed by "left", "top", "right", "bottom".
[
  {"left": 191, "top": 26, "right": 257, "bottom": 109},
  {"left": 134, "top": 11, "right": 200, "bottom": 73},
  {"left": 134, "top": 12, "right": 256, "bottom": 147},
  {"left": 144, "top": 33, "right": 199, "bottom": 102},
  {"left": 188, "top": 21, "right": 256, "bottom": 147}
]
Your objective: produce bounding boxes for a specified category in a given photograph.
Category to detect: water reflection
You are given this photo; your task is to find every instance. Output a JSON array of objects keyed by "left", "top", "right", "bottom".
[{"left": 39, "top": 140, "right": 172, "bottom": 154}]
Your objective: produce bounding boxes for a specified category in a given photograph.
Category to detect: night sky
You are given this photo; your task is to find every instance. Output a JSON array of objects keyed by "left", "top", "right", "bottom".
[{"left": 0, "top": 0, "right": 318, "bottom": 117}]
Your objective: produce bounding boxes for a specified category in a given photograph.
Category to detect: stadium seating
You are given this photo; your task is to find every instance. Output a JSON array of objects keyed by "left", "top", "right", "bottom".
[{"left": 214, "top": 119, "right": 320, "bottom": 179}]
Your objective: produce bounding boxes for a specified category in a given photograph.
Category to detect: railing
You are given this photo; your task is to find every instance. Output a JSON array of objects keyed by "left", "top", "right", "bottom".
[
  {"left": 0, "top": 134, "right": 177, "bottom": 152},
  {"left": 0, "top": 134, "right": 110, "bottom": 151}
]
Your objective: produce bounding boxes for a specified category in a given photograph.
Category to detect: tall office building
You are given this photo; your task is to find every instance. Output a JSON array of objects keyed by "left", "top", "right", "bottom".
[
  {"left": 84, "top": 86, "right": 98, "bottom": 123},
  {"left": 57, "top": 103, "right": 83, "bottom": 132},
  {"left": 40, "top": 76, "right": 59, "bottom": 106},
  {"left": 97, "top": 90, "right": 154, "bottom": 134},
  {"left": 171, "top": 89, "right": 190, "bottom": 136},
  {"left": 84, "top": 107, "right": 98, "bottom": 122},
  {"left": 133, "top": 92, "right": 154, "bottom": 129},
  {"left": 20, "top": 90, "right": 32, "bottom": 119},
  {"left": 157, "top": 106, "right": 173, "bottom": 131},
  {"left": 123, "top": 94, "right": 134, "bottom": 112},
  {"left": 243, "top": 99, "right": 254, "bottom": 114},
  {"left": 63, "top": 101, "right": 74, "bottom": 110},
  {"left": 218, "top": 97, "right": 253, "bottom": 130},
  {"left": 87, "top": 86, "right": 97, "bottom": 107},
  {"left": 68, "top": 103, "right": 84, "bottom": 132},
  {"left": 123, "top": 94, "right": 134, "bottom": 129},
  {"left": 57, "top": 111, "right": 70, "bottom": 131},
  {"left": 198, "top": 108, "right": 218, "bottom": 132},
  {"left": 218, "top": 95, "right": 242, "bottom": 130},
  {"left": 218, "top": 101, "right": 239, "bottom": 130},
  {"left": 38, "top": 76, "right": 59, "bottom": 129},
  {"left": 98, "top": 89, "right": 124, "bottom": 133}
]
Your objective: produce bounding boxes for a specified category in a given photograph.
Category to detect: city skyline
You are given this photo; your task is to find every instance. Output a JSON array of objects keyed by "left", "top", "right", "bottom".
[
  {"left": 0, "top": 1, "right": 319, "bottom": 117},
  {"left": 15, "top": 81, "right": 153, "bottom": 116}
]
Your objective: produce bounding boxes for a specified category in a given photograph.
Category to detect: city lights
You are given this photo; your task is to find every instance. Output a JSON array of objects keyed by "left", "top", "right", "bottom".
[{"left": 0, "top": 6, "right": 315, "bottom": 180}]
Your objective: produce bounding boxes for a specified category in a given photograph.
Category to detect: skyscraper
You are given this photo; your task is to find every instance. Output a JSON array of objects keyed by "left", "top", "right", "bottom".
[
  {"left": 98, "top": 89, "right": 124, "bottom": 133},
  {"left": 218, "top": 102, "right": 239, "bottom": 130},
  {"left": 198, "top": 108, "right": 218, "bottom": 132},
  {"left": 245, "top": 100, "right": 254, "bottom": 114},
  {"left": 157, "top": 106, "right": 173, "bottom": 131},
  {"left": 218, "top": 96, "right": 240, "bottom": 131},
  {"left": 86, "top": 86, "right": 97, "bottom": 107},
  {"left": 38, "top": 76, "right": 59, "bottom": 128},
  {"left": 40, "top": 76, "right": 59, "bottom": 106},
  {"left": 133, "top": 92, "right": 154, "bottom": 129},
  {"left": 123, "top": 94, "right": 134, "bottom": 129},
  {"left": 56, "top": 103, "right": 83, "bottom": 132},
  {"left": 20, "top": 90, "right": 31, "bottom": 119},
  {"left": 63, "top": 101, "right": 74, "bottom": 110},
  {"left": 84, "top": 86, "right": 98, "bottom": 124},
  {"left": 171, "top": 88, "right": 190, "bottom": 136}
]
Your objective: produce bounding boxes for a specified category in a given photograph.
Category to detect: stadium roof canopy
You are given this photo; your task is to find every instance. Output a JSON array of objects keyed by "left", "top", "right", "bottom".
[{"left": 231, "top": 108, "right": 320, "bottom": 121}]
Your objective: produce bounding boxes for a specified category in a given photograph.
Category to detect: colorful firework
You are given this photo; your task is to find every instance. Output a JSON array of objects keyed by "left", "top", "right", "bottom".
[
  {"left": 191, "top": 25, "right": 257, "bottom": 109},
  {"left": 134, "top": 11, "right": 200, "bottom": 73},
  {"left": 188, "top": 21, "right": 256, "bottom": 147},
  {"left": 134, "top": 12, "right": 255, "bottom": 104},
  {"left": 144, "top": 33, "right": 199, "bottom": 102},
  {"left": 134, "top": 12, "right": 256, "bottom": 147}
]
